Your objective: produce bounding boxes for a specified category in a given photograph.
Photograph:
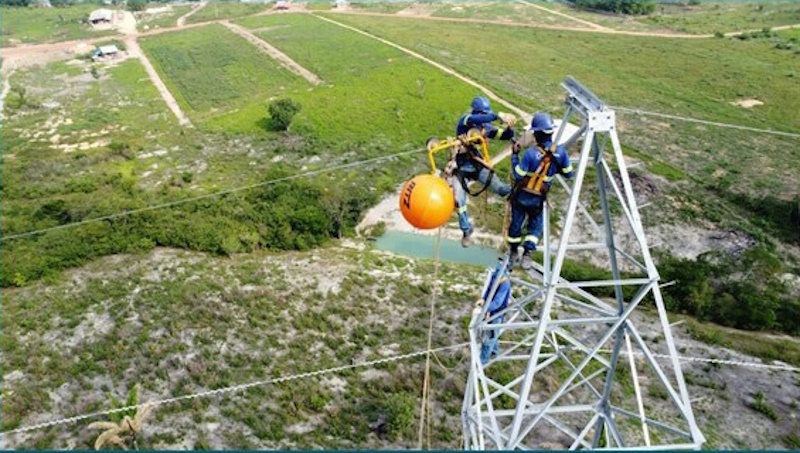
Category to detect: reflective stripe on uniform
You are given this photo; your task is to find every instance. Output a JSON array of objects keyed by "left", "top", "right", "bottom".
[
  {"left": 543, "top": 174, "right": 554, "bottom": 182},
  {"left": 562, "top": 165, "right": 574, "bottom": 174},
  {"left": 514, "top": 165, "right": 528, "bottom": 177},
  {"left": 496, "top": 127, "right": 504, "bottom": 137},
  {"left": 457, "top": 206, "right": 468, "bottom": 214},
  {"left": 524, "top": 235, "right": 539, "bottom": 244},
  {"left": 506, "top": 236, "right": 522, "bottom": 244},
  {"left": 462, "top": 115, "right": 470, "bottom": 126}
]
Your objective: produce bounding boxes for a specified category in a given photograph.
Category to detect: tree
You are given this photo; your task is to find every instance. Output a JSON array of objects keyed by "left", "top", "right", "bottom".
[
  {"left": 268, "top": 98, "right": 301, "bottom": 131},
  {"left": 127, "top": 1, "right": 147, "bottom": 12},
  {"left": 2, "top": 0, "right": 32, "bottom": 7},
  {"left": 570, "top": 0, "right": 655, "bottom": 15}
]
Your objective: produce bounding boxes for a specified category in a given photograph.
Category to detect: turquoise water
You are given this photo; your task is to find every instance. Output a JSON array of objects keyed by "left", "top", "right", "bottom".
[{"left": 374, "top": 230, "right": 500, "bottom": 267}]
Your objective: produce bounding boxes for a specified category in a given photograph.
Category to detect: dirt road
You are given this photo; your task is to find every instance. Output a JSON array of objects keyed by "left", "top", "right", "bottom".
[
  {"left": 125, "top": 38, "right": 193, "bottom": 127},
  {"left": 221, "top": 21, "right": 322, "bottom": 85},
  {"left": 516, "top": 0, "right": 608, "bottom": 31},
  {"left": 176, "top": 2, "right": 207, "bottom": 27},
  {"left": 323, "top": 10, "right": 714, "bottom": 39}
]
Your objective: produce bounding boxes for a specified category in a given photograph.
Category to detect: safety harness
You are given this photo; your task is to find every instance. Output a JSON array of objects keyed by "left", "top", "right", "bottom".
[
  {"left": 452, "top": 127, "right": 496, "bottom": 197},
  {"left": 511, "top": 143, "right": 562, "bottom": 201}
]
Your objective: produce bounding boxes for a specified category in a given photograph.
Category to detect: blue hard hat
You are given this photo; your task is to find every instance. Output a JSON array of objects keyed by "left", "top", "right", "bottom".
[
  {"left": 471, "top": 97, "right": 492, "bottom": 114},
  {"left": 531, "top": 112, "right": 555, "bottom": 134}
]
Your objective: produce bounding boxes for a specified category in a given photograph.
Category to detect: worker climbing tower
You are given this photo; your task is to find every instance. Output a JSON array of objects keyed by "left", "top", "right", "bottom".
[{"left": 462, "top": 77, "right": 704, "bottom": 450}]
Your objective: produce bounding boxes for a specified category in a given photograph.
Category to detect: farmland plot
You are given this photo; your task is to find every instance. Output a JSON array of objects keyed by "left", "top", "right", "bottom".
[
  {"left": 230, "top": 13, "right": 482, "bottom": 145},
  {"left": 139, "top": 24, "right": 308, "bottom": 127}
]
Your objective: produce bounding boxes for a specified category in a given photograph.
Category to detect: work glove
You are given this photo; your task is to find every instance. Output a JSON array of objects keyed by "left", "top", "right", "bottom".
[
  {"left": 511, "top": 138, "right": 521, "bottom": 155},
  {"left": 444, "top": 159, "right": 458, "bottom": 177},
  {"left": 498, "top": 112, "right": 517, "bottom": 127}
]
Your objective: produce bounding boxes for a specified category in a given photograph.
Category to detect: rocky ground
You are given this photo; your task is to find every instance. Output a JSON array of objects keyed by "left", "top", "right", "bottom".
[{"left": 1, "top": 243, "right": 797, "bottom": 449}]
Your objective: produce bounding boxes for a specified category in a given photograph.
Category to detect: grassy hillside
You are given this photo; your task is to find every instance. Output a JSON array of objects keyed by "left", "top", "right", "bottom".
[
  {"left": 0, "top": 15, "right": 491, "bottom": 285},
  {"left": 0, "top": 246, "right": 477, "bottom": 449},
  {"left": 2, "top": 245, "right": 798, "bottom": 449}
]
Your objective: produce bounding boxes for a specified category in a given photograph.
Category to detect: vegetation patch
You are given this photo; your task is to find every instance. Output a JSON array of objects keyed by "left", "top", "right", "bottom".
[
  {"left": 139, "top": 24, "right": 307, "bottom": 123},
  {"left": 183, "top": 1, "right": 268, "bottom": 25},
  {"left": 0, "top": 3, "right": 118, "bottom": 46}
]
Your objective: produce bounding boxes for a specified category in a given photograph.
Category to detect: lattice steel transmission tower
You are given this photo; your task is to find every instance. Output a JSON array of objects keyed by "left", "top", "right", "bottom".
[{"left": 462, "top": 77, "right": 704, "bottom": 450}]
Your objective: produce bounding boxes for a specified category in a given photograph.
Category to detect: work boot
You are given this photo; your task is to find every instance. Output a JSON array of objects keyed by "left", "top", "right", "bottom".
[
  {"left": 461, "top": 228, "right": 474, "bottom": 248},
  {"left": 521, "top": 250, "right": 534, "bottom": 270},
  {"left": 508, "top": 249, "right": 519, "bottom": 267}
]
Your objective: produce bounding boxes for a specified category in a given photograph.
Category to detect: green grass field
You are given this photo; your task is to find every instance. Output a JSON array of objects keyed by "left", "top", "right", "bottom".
[
  {"left": 304, "top": 1, "right": 333, "bottom": 11},
  {"left": 321, "top": 13, "right": 800, "bottom": 197},
  {"left": 139, "top": 24, "right": 307, "bottom": 124},
  {"left": 183, "top": 1, "right": 269, "bottom": 24},
  {"left": 350, "top": 1, "right": 412, "bottom": 14},
  {"left": 0, "top": 4, "right": 118, "bottom": 46},
  {"left": 220, "top": 14, "right": 483, "bottom": 144}
]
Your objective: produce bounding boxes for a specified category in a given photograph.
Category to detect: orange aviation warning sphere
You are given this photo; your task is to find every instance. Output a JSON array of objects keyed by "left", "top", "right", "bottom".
[{"left": 399, "top": 174, "right": 455, "bottom": 229}]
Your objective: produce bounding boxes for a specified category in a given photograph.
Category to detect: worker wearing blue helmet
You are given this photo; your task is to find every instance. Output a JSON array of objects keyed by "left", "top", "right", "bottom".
[
  {"left": 475, "top": 260, "right": 511, "bottom": 365},
  {"left": 450, "top": 97, "right": 517, "bottom": 247},
  {"left": 508, "top": 112, "right": 574, "bottom": 270}
]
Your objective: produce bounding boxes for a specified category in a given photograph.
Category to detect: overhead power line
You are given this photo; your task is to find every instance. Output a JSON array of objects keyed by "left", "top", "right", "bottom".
[
  {"left": 1, "top": 148, "right": 425, "bottom": 242},
  {"left": 613, "top": 106, "right": 800, "bottom": 139}
]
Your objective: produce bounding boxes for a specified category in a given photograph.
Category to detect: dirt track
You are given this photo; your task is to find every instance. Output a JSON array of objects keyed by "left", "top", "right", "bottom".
[
  {"left": 516, "top": 0, "right": 607, "bottom": 31},
  {"left": 176, "top": 1, "right": 207, "bottom": 27},
  {"left": 221, "top": 21, "right": 322, "bottom": 85},
  {"left": 314, "top": 14, "right": 529, "bottom": 121},
  {"left": 323, "top": 9, "right": 800, "bottom": 39},
  {"left": 125, "top": 38, "right": 193, "bottom": 127}
]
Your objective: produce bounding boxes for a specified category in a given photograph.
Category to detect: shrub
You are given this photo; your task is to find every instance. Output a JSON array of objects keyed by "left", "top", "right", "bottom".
[
  {"left": 749, "top": 392, "right": 778, "bottom": 421},
  {"left": 570, "top": 0, "right": 655, "bottom": 15},
  {"left": 126, "top": 1, "right": 147, "bottom": 12},
  {"left": 268, "top": 98, "right": 301, "bottom": 131},
  {"left": 383, "top": 393, "right": 415, "bottom": 440}
]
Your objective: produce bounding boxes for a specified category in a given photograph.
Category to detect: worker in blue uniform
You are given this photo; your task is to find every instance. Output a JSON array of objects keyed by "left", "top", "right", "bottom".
[
  {"left": 476, "top": 261, "right": 511, "bottom": 365},
  {"left": 449, "top": 97, "right": 517, "bottom": 247},
  {"left": 508, "top": 112, "right": 575, "bottom": 270}
]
